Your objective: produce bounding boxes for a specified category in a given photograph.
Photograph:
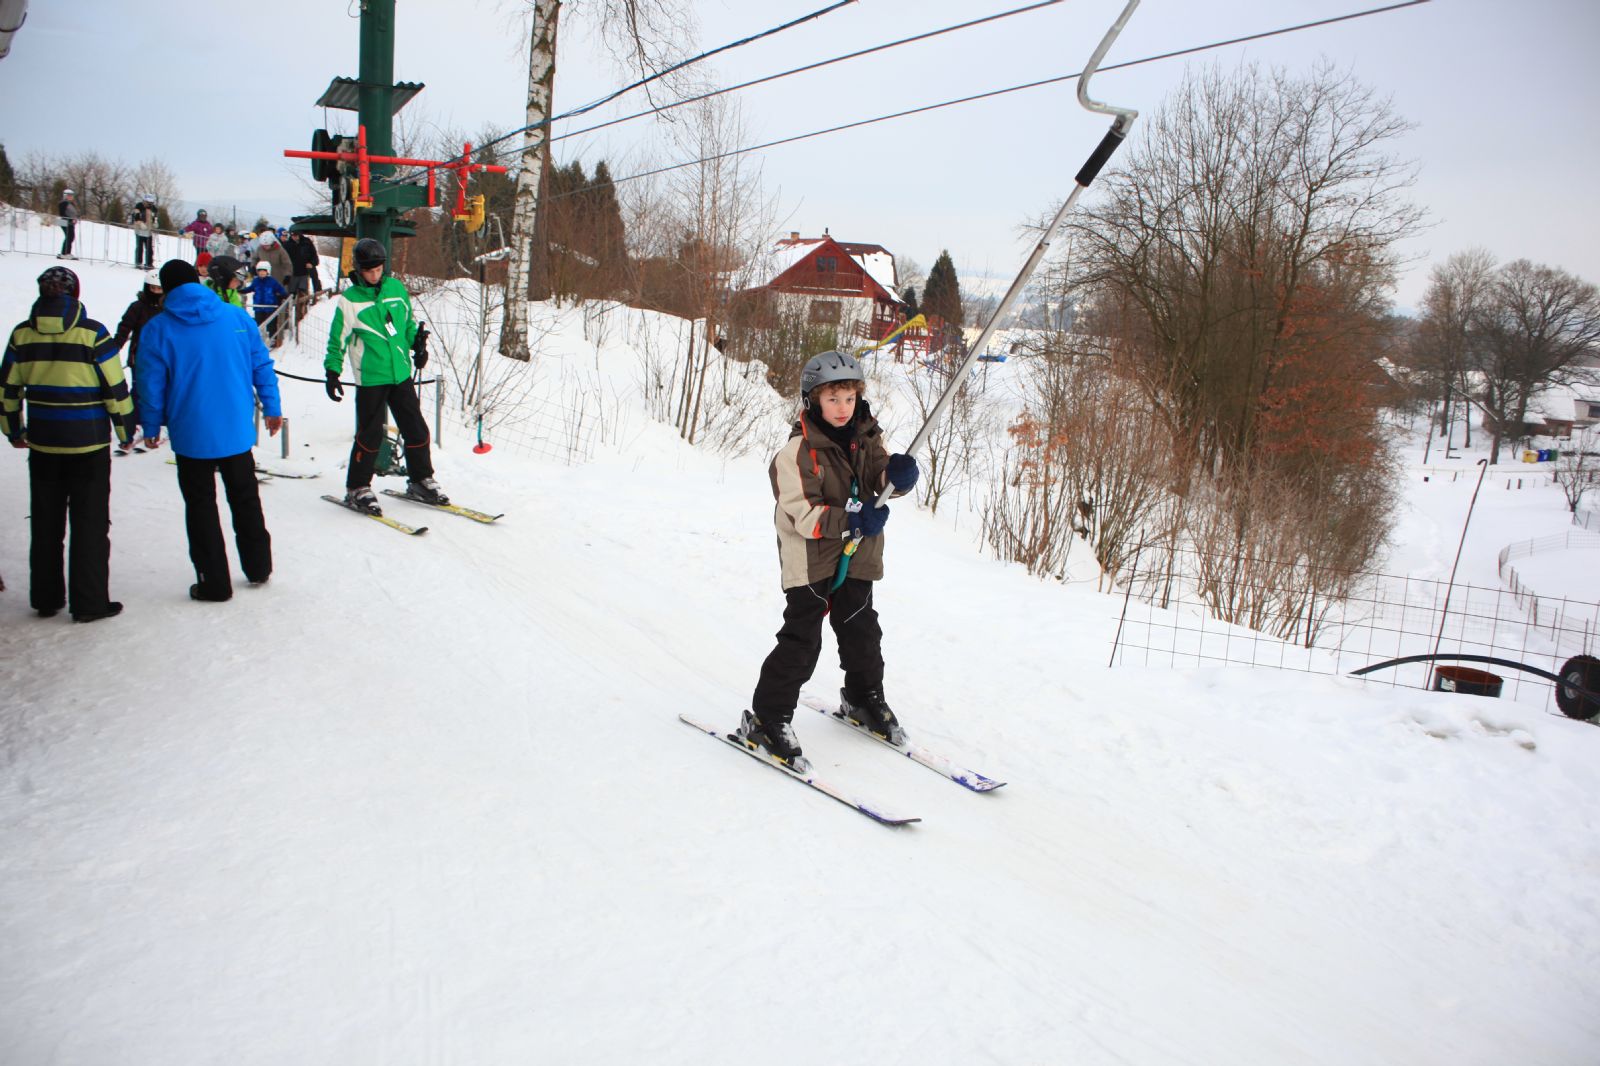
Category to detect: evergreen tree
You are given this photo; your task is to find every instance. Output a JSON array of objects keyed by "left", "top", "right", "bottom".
[
  {"left": 587, "top": 160, "right": 629, "bottom": 292},
  {"left": 900, "top": 284, "right": 919, "bottom": 316},
  {"left": 922, "top": 249, "right": 963, "bottom": 329},
  {"left": 0, "top": 143, "right": 14, "bottom": 203}
]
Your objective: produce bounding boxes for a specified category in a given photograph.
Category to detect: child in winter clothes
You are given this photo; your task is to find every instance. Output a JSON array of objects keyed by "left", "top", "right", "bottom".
[
  {"left": 242, "top": 263, "right": 288, "bottom": 348},
  {"left": 739, "top": 350, "right": 919, "bottom": 770},
  {"left": 112, "top": 272, "right": 165, "bottom": 453},
  {"left": 203, "top": 256, "right": 246, "bottom": 308}
]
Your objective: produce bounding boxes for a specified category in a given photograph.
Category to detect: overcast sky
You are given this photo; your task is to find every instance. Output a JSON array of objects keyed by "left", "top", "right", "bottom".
[{"left": 3, "top": 0, "right": 1597, "bottom": 311}]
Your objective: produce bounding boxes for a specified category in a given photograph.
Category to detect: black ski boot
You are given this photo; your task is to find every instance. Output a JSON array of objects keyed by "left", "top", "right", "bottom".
[
  {"left": 406, "top": 478, "right": 450, "bottom": 506},
  {"left": 345, "top": 485, "right": 382, "bottom": 515},
  {"left": 840, "top": 688, "right": 905, "bottom": 745},
  {"left": 737, "top": 710, "right": 810, "bottom": 772}
]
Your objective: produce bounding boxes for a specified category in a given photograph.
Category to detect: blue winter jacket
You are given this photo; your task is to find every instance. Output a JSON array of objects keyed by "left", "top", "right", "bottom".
[
  {"left": 137, "top": 282, "right": 282, "bottom": 459},
  {"left": 243, "top": 275, "right": 288, "bottom": 311}
]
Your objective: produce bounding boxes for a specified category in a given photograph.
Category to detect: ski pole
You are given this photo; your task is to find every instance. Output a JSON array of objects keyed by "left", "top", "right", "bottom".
[{"left": 871, "top": 0, "right": 1141, "bottom": 507}]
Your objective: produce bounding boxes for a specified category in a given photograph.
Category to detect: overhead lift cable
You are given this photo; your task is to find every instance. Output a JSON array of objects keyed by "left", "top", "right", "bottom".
[
  {"left": 548, "top": 0, "right": 1071, "bottom": 146},
  {"left": 534, "top": 0, "right": 1431, "bottom": 200},
  {"left": 454, "top": 0, "right": 860, "bottom": 170}
]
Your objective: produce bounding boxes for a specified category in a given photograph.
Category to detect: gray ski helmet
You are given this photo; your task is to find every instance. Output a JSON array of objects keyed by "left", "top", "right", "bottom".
[
  {"left": 37, "top": 265, "right": 80, "bottom": 299},
  {"left": 352, "top": 238, "right": 388, "bottom": 271},
  {"left": 799, "top": 350, "right": 864, "bottom": 401}
]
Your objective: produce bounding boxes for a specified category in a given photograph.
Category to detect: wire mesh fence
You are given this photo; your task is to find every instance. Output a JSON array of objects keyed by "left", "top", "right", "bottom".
[{"left": 1110, "top": 544, "right": 1599, "bottom": 715}]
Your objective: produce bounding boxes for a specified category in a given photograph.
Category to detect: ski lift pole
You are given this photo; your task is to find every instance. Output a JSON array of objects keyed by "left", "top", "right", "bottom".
[{"left": 872, "top": 0, "right": 1140, "bottom": 507}]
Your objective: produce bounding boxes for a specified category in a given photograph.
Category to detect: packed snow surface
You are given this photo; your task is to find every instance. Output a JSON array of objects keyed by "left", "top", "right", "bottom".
[{"left": 2, "top": 241, "right": 1598, "bottom": 1065}]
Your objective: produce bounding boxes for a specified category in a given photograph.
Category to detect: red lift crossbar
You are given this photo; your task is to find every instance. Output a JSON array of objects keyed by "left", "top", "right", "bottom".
[{"left": 285, "top": 125, "right": 506, "bottom": 219}]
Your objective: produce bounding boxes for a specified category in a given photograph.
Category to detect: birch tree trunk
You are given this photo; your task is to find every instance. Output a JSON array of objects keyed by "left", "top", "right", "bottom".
[{"left": 500, "top": 0, "right": 561, "bottom": 361}]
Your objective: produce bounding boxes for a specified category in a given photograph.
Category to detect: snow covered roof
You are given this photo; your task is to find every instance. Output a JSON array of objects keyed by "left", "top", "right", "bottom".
[
  {"left": 768, "top": 238, "right": 824, "bottom": 278},
  {"left": 768, "top": 235, "right": 898, "bottom": 299},
  {"left": 851, "top": 249, "right": 897, "bottom": 299}
]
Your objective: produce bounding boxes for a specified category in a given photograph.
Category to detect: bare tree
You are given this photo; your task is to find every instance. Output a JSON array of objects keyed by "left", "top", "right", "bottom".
[
  {"left": 1470, "top": 260, "right": 1600, "bottom": 463},
  {"left": 662, "top": 96, "right": 776, "bottom": 446},
  {"left": 1068, "top": 61, "right": 1423, "bottom": 477},
  {"left": 904, "top": 356, "right": 992, "bottom": 515},
  {"left": 499, "top": 0, "right": 697, "bottom": 359},
  {"left": 1552, "top": 425, "right": 1600, "bottom": 515},
  {"left": 1413, "top": 249, "right": 1496, "bottom": 447},
  {"left": 501, "top": 0, "right": 562, "bottom": 361},
  {"left": 131, "top": 158, "right": 182, "bottom": 220}
]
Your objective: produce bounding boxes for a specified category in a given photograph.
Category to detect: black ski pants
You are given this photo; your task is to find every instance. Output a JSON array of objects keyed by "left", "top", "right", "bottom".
[
  {"left": 176, "top": 451, "right": 272, "bottom": 599},
  {"left": 60, "top": 222, "right": 75, "bottom": 256},
  {"left": 28, "top": 448, "right": 112, "bottom": 615},
  {"left": 134, "top": 234, "right": 154, "bottom": 269},
  {"left": 751, "top": 576, "right": 884, "bottom": 728},
  {"left": 346, "top": 380, "right": 433, "bottom": 490}
]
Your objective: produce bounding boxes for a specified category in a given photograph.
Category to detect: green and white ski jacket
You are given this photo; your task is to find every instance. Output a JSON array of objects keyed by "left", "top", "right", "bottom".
[{"left": 324, "top": 274, "right": 418, "bottom": 386}]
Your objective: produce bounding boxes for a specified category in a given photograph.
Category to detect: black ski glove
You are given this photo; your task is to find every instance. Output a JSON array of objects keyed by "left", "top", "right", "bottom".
[
  {"left": 412, "top": 323, "right": 429, "bottom": 370},
  {"left": 325, "top": 369, "right": 344, "bottom": 402}
]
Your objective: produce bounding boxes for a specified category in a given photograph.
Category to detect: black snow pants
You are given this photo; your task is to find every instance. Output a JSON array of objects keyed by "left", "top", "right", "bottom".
[
  {"left": 346, "top": 379, "right": 433, "bottom": 490},
  {"left": 176, "top": 451, "right": 272, "bottom": 598},
  {"left": 751, "top": 576, "right": 884, "bottom": 728},
  {"left": 28, "top": 448, "right": 112, "bottom": 615}
]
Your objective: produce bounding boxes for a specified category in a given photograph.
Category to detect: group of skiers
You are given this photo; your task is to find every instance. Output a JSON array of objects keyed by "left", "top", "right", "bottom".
[
  {"left": 6, "top": 231, "right": 917, "bottom": 766},
  {"left": 2, "top": 238, "right": 448, "bottom": 617},
  {"left": 51, "top": 195, "right": 324, "bottom": 341}
]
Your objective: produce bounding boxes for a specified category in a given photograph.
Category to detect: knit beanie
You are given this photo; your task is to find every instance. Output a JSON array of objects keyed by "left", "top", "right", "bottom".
[{"left": 159, "top": 259, "right": 201, "bottom": 291}]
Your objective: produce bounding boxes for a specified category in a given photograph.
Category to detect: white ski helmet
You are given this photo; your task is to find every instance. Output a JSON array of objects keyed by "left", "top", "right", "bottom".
[
  {"left": 256, "top": 261, "right": 271, "bottom": 273},
  {"left": 799, "top": 349, "right": 864, "bottom": 401},
  {"left": 144, "top": 271, "right": 161, "bottom": 288}
]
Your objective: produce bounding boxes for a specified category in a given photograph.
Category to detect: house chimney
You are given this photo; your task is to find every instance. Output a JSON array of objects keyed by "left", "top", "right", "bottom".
[{"left": 789, "top": 231, "right": 799, "bottom": 241}]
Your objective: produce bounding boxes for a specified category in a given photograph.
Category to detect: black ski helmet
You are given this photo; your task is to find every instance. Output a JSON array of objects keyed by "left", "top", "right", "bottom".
[
  {"left": 353, "top": 238, "right": 388, "bottom": 272},
  {"left": 799, "top": 349, "right": 864, "bottom": 401},
  {"left": 207, "top": 255, "right": 243, "bottom": 286},
  {"left": 37, "top": 265, "right": 80, "bottom": 299}
]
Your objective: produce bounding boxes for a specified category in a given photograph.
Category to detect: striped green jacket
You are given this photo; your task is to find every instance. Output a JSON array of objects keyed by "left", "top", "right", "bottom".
[{"left": 1, "top": 297, "right": 134, "bottom": 454}]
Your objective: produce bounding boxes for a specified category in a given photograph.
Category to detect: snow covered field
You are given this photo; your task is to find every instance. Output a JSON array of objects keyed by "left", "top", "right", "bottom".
[{"left": 2, "top": 239, "right": 1598, "bottom": 1065}]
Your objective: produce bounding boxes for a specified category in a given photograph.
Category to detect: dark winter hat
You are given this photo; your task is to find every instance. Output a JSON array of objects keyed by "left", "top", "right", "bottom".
[
  {"left": 159, "top": 259, "right": 200, "bottom": 291},
  {"left": 352, "top": 238, "right": 388, "bottom": 271},
  {"left": 36, "top": 266, "right": 80, "bottom": 299},
  {"left": 207, "top": 256, "right": 244, "bottom": 285}
]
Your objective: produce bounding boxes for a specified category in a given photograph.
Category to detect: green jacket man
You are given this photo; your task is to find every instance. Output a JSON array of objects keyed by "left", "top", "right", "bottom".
[{"left": 322, "top": 238, "right": 446, "bottom": 516}]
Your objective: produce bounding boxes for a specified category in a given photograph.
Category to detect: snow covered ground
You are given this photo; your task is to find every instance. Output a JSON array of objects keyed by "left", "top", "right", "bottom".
[{"left": 2, "top": 239, "right": 1598, "bottom": 1065}]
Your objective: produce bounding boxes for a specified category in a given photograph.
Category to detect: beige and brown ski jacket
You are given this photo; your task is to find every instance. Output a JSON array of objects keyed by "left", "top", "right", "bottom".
[{"left": 768, "top": 404, "right": 908, "bottom": 590}]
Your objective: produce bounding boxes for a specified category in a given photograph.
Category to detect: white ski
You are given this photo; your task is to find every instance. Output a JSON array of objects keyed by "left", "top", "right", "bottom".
[
  {"left": 801, "top": 694, "right": 1006, "bottom": 793},
  {"left": 678, "top": 714, "right": 920, "bottom": 826}
]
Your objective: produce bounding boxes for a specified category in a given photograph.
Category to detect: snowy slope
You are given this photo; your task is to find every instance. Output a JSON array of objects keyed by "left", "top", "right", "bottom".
[{"left": 1, "top": 248, "right": 1598, "bottom": 1065}]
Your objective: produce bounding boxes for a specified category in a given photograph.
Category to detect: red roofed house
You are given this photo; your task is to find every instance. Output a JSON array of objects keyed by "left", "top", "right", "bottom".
[{"left": 741, "top": 231, "right": 906, "bottom": 347}]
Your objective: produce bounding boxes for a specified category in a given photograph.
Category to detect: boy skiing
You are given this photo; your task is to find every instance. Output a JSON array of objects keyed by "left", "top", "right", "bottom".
[
  {"left": 740, "top": 350, "right": 919, "bottom": 771},
  {"left": 323, "top": 237, "right": 444, "bottom": 514}
]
